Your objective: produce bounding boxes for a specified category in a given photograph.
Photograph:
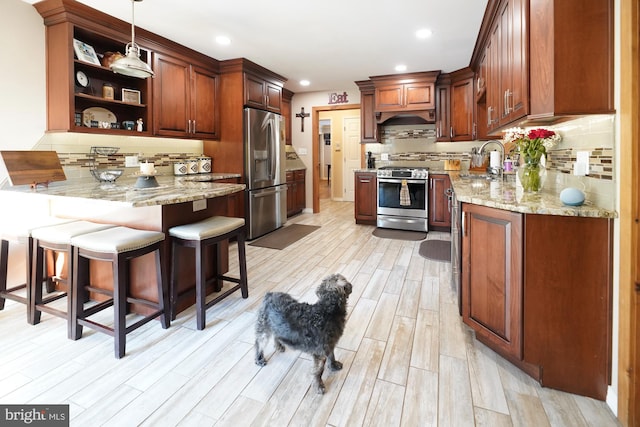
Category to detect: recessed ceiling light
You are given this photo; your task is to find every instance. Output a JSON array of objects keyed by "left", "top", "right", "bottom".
[
  {"left": 300, "top": 80, "right": 310, "bottom": 86},
  {"left": 215, "top": 35, "right": 231, "bottom": 45},
  {"left": 395, "top": 64, "right": 407, "bottom": 72},
  {"left": 415, "top": 28, "right": 433, "bottom": 39}
]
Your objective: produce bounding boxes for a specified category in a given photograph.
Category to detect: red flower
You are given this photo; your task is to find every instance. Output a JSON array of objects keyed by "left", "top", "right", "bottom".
[{"left": 527, "top": 128, "right": 555, "bottom": 140}]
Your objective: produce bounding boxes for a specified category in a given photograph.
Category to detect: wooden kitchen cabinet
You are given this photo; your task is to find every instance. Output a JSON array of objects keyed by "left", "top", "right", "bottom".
[
  {"left": 203, "top": 58, "right": 287, "bottom": 177},
  {"left": 286, "top": 169, "right": 306, "bottom": 217},
  {"left": 428, "top": 174, "right": 452, "bottom": 230},
  {"left": 435, "top": 75, "right": 451, "bottom": 142},
  {"left": 354, "top": 172, "right": 377, "bottom": 225},
  {"left": 153, "top": 53, "right": 219, "bottom": 139},
  {"left": 282, "top": 88, "right": 294, "bottom": 145},
  {"left": 461, "top": 202, "right": 612, "bottom": 400},
  {"left": 436, "top": 68, "right": 475, "bottom": 141},
  {"left": 244, "top": 72, "right": 283, "bottom": 113},
  {"left": 355, "top": 80, "right": 380, "bottom": 143},
  {"left": 462, "top": 203, "right": 524, "bottom": 361},
  {"left": 472, "top": 0, "right": 613, "bottom": 133},
  {"left": 373, "top": 72, "right": 439, "bottom": 113},
  {"left": 36, "top": 2, "right": 152, "bottom": 135}
]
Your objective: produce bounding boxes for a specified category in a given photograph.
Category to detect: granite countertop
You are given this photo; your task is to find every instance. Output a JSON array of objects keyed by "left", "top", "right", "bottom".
[
  {"left": 449, "top": 172, "right": 617, "bottom": 219},
  {"left": 0, "top": 173, "right": 245, "bottom": 208}
]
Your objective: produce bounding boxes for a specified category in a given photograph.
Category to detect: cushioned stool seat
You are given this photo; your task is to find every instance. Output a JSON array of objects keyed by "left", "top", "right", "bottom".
[
  {"left": 0, "top": 217, "right": 76, "bottom": 320},
  {"left": 169, "top": 216, "right": 248, "bottom": 330},
  {"left": 70, "top": 226, "right": 170, "bottom": 358},
  {"left": 30, "top": 220, "right": 116, "bottom": 338}
]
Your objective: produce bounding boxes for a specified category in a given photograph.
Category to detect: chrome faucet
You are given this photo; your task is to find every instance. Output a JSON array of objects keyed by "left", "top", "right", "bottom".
[{"left": 478, "top": 139, "right": 505, "bottom": 177}]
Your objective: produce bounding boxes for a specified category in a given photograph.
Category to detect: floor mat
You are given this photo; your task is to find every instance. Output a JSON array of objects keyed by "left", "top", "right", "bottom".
[
  {"left": 249, "top": 224, "right": 320, "bottom": 250},
  {"left": 372, "top": 228, "right": 427, "bottom": 241},
  {"left": 419, "top": 239, "right": 451, "bottom": 262}
]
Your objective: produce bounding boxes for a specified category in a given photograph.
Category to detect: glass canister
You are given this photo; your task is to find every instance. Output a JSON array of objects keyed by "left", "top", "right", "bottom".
[
  {"left": 197, "top": 156, "right": 212, "bottom": 173},
  {"left": 187, "top": 158, "right": 199, "bottom": 174}
]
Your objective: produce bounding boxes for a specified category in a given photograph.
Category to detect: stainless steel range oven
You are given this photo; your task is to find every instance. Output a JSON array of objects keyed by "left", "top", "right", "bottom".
[{"left": 377, "top": 167, "right": 429, "bottom": 232}]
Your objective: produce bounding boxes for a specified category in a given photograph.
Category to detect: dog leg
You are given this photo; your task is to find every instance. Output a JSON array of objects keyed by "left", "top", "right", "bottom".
[
  {"left": 274, "top": 338, "right": 286, "bottom": 353},
  {"left": 312, "top": 354, "right": 327, "bottom": 394},
  {"left": 327, "top": 350, "right": 343, "bottom": 371},
  {"left": 254, "top": 331, "right": 269, "bottom": 366}
]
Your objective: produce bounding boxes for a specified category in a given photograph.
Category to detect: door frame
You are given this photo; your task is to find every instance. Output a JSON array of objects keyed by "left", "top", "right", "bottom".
[
  {"left": 311, "top": 104, "right": 361, "bottom": 213},
  {"left": 619, "top": 0, "right": 639, "bottom": 423}
]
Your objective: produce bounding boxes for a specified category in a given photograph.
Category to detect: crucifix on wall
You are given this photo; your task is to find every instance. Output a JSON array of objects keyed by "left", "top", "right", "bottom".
[{"left": 295, "top": 107, "right": 310, "bottom": 132}]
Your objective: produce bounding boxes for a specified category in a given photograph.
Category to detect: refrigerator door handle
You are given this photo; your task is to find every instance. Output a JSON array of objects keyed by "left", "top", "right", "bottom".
[{"left": 251, "top": 186, "right": 287, "bottom": 198}]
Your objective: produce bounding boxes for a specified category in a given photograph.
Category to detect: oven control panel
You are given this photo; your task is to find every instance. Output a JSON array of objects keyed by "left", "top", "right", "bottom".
[{"left": 377, "top": 168, "right": 428, "bottom": 179}]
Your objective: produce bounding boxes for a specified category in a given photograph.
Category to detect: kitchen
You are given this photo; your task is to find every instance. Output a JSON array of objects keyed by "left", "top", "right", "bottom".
[{"left": 0, "top": 0, "right": 637, "bottom": 426}]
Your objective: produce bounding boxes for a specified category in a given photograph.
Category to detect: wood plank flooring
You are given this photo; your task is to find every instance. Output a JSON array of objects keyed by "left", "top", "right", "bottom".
[{"left": 0, "top": 197, "right": 621, "bottom": 426}]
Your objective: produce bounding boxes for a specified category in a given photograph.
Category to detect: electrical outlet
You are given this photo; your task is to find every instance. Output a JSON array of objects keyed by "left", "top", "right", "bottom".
[
  {"left": 193, "top": 199, "right": 207, "bottom": 212},
  {"left": 125, "top": 155, "right": 139, "bottom": 167}
]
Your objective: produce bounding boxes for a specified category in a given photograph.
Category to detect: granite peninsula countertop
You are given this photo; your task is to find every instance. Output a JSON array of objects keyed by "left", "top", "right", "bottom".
[
  {"left": 449, "top": 172, "right": 617, "bottom": 219},
  {"left": 0, "top": 173, "right": 244, "bottom": 208}
]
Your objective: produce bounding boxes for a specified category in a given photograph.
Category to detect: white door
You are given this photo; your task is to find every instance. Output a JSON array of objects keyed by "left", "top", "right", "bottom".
[{"left": 343, "top": 116, "right": 361, "bottom": 201}]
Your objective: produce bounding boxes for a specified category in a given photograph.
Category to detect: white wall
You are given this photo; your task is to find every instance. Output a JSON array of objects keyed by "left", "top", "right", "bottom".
[
  {"left": 290, "top": 90, "right": 361, "bottom": 209},
  {"left": 0, "top": 0, "right": 47, "bottom": 184}
]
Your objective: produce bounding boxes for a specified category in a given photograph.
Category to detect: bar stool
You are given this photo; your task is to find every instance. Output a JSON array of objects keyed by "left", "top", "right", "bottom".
[
  {"left": 30, "top": 220, "right": 116, "bottom": 338},
  {"left": 169, "top": 216, "right": 248, "bottom": 330},
  {"left": 70, "top": 226, "right": 169, "bottom": 358},
  {"left": 0, "top": 217, "right": 76, "bottom": 319}
]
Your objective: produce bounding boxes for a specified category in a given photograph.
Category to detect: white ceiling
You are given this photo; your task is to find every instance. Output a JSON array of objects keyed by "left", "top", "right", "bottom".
[{"left": 26, "top": 0, "right": 489, "bottom": 93}]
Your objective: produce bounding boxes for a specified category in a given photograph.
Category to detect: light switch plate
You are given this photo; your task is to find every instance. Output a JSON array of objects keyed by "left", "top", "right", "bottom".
[
  {"left": 381, "top": 153, "right": 389, "bottom": 161},
  {"left": 193, "top": 199, "right": 207, "bottom": 211}
]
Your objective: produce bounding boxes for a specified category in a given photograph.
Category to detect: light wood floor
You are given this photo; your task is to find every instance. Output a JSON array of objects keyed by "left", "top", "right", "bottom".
[{"left": 0, "top": 197, "right": 621, "bottom": 426}]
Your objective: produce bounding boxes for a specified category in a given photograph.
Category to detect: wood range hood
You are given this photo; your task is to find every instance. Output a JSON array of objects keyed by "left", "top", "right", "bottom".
[{"left": 371, "top": 70, "right": 440, "bottom": 125}]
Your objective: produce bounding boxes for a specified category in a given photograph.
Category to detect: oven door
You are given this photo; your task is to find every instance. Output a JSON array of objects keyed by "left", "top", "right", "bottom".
[{"left": 377, "top": 178, "right": 427, "bottom": 218}]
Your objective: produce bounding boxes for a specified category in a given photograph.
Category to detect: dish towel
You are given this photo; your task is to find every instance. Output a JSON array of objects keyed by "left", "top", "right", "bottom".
[{"left": 400, "top": 179, "right": 411, "bottom": 206}]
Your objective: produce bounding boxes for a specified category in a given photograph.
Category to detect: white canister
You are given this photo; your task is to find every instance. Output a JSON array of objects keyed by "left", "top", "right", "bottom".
[
  {"left": 187, "top": 159, "right": 199, "bottom": 174},
  {"left": 197, "top": 156, "right": 212, "bottom": 174},
  {"left": 173, "top": 161, "right": 188, "bottom": 176}
]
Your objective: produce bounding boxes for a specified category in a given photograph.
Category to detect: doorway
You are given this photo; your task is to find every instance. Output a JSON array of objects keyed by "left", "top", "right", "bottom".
[{"left": 311, "top": 104, "right": 361, "bottom": 213}]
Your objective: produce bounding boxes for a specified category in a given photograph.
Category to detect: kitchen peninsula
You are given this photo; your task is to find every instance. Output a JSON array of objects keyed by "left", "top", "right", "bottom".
[
  {"left": 449, "top": 172, "right": 615, "bottom": 400},
  {"left": 0, "top": 173, "right": 244, "bottom": 315}
]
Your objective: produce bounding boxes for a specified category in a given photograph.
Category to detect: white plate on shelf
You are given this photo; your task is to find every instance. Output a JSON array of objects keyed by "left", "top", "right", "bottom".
[{"left": 82, "top": 107, "right": 117, "bottom": 127}]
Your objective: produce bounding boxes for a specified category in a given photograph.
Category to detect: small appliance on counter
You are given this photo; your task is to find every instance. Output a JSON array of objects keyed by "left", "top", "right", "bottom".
[{"left": 367, "top": 151, "right": 376, "bottom": 169}]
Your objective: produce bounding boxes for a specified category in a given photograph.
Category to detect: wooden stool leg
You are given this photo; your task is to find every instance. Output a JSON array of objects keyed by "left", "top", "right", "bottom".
[
  {"left": 29, "top": 240, "right": 44, "bottom": 325},
  {"left": 170, "top": 240, "right": 179, "bottom": 321},
  {"left": 71, "top": 249, "right": 88, "bottom": 340},
  {"left": 114, "top": 254, "right": 127, "bottom": 359},
  {"left": 195, "top": 242, "right": 206, "bottom": 331},
  {"left": 155, "top": 248, "right": 169, "bottom": 329},
  {"left": 237, "top": 233, "right": 249, "bottom": 298},
  {"left": 0, "top": 239, "right": 8, "bottom": 310}
]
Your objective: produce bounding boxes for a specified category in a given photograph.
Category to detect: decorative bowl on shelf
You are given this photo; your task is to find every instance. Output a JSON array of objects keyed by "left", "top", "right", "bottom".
[{"left": 91, "top": 169, "right": 123, "bottom": 182}]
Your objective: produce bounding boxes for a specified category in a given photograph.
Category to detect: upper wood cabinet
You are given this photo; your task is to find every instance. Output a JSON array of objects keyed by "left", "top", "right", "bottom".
[
  {"left": 435, "top": 68, "right": 475, "bottom": 142},
  {"left": 244, "top": 73, "right": 283, "bottom": 113},
  {"left": 355, "top": 80, "right": 379, "bottom": 143},
  {"left": 35, "top": 0, "right": 221, "bottom": 140},
  {"left": 153, "top": 54, "right": 219, "bottom": 139},
  {"left": 472, "top": 0, "right": 614, "bottom": 133},
  {"left": 282, "top": 88, "right": 294, "bottom": 145},
  {"left": 372, "top": 72, "right": 439, "bottom": 113},
  {"left": 35, "top": 1, "right": 152, "bottom": 135}
]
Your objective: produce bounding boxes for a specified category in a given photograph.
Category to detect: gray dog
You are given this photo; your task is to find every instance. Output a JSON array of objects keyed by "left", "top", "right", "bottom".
[{"left": 254, "top": 273, "right": 353, "bottom": 394}]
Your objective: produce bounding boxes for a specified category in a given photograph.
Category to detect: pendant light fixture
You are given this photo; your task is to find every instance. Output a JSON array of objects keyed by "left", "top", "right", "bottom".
[{"left": 110, "top": 0, "right": 154, "bottom": 78}]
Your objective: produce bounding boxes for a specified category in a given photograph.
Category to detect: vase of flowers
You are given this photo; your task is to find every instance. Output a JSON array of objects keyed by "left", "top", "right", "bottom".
[{"left": 503, "top": 127, "right": 561, "bottom": 192}]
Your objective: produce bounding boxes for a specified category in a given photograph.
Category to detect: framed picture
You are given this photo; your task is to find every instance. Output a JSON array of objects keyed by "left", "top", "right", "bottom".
[
  {"left": 122, "top": 88, "right": 141, "bottom": 104},
  {"left": 73, "top": 39, "right": 101, "bottom": 66}
]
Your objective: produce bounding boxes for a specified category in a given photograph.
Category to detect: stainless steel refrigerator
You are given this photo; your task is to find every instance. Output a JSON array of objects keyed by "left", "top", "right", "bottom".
[{"left": 244, "top": 107, "right": 287, "bottom": 240}]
